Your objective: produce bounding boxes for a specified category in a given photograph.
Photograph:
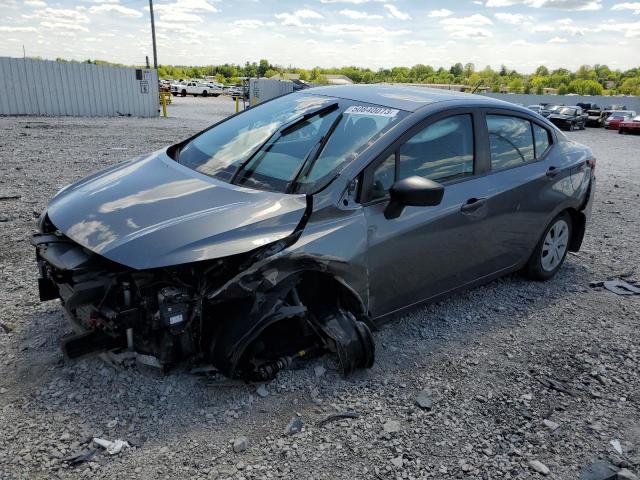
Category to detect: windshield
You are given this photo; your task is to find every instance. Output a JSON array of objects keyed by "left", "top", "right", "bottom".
[
  {"left": 177, "top": 93, "right": 407, "bottom": 193},
  {"left": 587, "top": 110, "right": 601, "bottom": 115},
  {"left": 557, "top": 107, "right": 576, "bottom": 115}
]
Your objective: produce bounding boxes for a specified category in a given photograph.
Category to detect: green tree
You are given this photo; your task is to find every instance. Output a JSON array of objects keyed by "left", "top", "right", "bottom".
[{"left": 558, "top": 84, "right": 568, "bottom": 95}]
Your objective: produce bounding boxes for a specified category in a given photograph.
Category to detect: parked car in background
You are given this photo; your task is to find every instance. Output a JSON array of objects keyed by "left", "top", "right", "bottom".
[
  {"left": 32, "top": 85, "right": 595, "bottom": 380},
  {"left": 577, "top": 102, "right": 599, "bottom": 111},
  {"left": 605, "top": 111, "right": 636, "bottom": 130},
  {"left": 224, "top": 84, "right": 248, "bottom": 98},
  {"left": 547, "top": 106, "right": 588, "bottom": 131},
  {"left": 170, "top": 81, "right": 218, "bottom": 97},
  {"left": 618, "top": 115, "right": 640, "bottom": 135},
  {"left": 528, "top": 104, "right": 555, "bottom": 117},
  {"left": 586, "top": 109, "right": 607, "bottom": 128},
  {"left": 527, "top": 105, "right": 542, "bottom": 114}
]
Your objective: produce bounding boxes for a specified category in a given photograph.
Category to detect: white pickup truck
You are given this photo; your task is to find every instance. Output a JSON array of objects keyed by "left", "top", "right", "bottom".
[{"left": 170, "top": 81, "right": 222, "bottom": 97}]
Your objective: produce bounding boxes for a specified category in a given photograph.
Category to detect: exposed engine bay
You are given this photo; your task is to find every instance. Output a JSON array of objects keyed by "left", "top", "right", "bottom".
[{"left": 32, "top": 214, "right": 375, "bottom": 381}]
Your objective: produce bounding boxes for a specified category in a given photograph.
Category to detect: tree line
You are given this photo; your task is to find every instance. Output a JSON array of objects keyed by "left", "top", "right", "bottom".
[{"left": 60, "top": 57, "right": 640, "bottom": 96}]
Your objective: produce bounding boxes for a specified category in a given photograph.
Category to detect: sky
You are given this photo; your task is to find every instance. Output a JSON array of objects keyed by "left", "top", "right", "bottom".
[{"left": 0, "top": 0, "right": 639, "bottom": 73}]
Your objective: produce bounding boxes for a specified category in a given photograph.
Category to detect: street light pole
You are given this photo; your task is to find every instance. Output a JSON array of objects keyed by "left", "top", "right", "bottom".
[{"left": 149, "top": 0, "right": 158, "bottom": 69}]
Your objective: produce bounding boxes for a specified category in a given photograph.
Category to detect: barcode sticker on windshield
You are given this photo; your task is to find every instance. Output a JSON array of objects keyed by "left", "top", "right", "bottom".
[{"left": 344, "top": 106, "right": 399, "bottom": 117}]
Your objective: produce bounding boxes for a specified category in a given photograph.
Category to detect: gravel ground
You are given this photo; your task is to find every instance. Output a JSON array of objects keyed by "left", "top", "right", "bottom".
[{"left": 1, "top": 97, "right": 639, "bottom": 480}]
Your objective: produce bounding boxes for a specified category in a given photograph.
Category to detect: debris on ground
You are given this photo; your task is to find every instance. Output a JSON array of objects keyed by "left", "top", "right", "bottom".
[
  {"left": 92, "top": 438, "right": 130, "bottom": 455},
  {"left": 232, "top": 436, "right": 248, "bottom": 453},
  {"left": 528, "top": 459, "right": 550, "bottom": 475},
  {"left": 0, "top": 319, "right": 14, "bottom": 333},
  {"left": 61, "top": 448, "right": 98, "bottom": 466},
  {"left": 382, "top": 420, "right": 402, "bottom": 433},
  {"left": 317, "top": 411, "right": 362, "bottom": 427},
  {"left": 314, "top": 365, "right": 326, "bottom": 378},
  {"left": 415, "top": 389, "right": 435, "bottom": 410},
  {"left": 543, "top": 419, "right": 560, "bottom": 431},
  {"left": 284, "top": 416, "right": 303, "bottom": 436},
  {"left": 579, "top": 461, "right": 618, "bottom": 480},
  {"left": 589, "top": 278, "right": 640, "bottom": 295},
  {"left": 536, "top": 376, "right": 575, "bottom": 396},
  {"left": 610, "top": 439, "right": 623, "bottom": 455},
  {"left": 256, "top": 385, "right": 269, "bottom": 398}
]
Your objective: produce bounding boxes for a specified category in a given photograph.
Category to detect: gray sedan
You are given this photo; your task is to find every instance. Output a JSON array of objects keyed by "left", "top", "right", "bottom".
[{"left": 32, "top": 85, "right": 595, "bottom": 380}]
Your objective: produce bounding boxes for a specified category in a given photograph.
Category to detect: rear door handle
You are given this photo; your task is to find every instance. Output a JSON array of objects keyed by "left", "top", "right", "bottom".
[
  {"left": 546, "top": 166, "right": 559, "bottom": 178},
  {"left": 460, "top": 198, "right": 487, "bottom": 213}
]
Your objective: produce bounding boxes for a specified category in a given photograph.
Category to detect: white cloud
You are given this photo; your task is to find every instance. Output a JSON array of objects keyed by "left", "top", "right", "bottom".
[
  {"left": 154, "top": 0, "right": 218, "bottom": 15},
  {"left": 428, "top": 9, "right": 453, "bottom": 18},
  {"left": 40, "top": 21, "right": 89, "bottom": 31},
  {"left": 486, "top": 0, "right": 602, "bottom": 9},
  {"left": 404, "top": 40, "right": 426, "bottom": 46},
  {"left": 495, "top": 12, "right": 529, "bottom": 23},
  {"left": 319, "top": 0, "right": 369, "bottom": 3},
  {"left": 598, "top": 20, "right": 640, "bottom": 37},
  {"left": 24, "top": 0, "right": 46, "bottom": 6},
  {"left": 89, "top": 4, "right": 143, "bottom": 17},
  {"left": 233, "top": 19, "right": 264, "bottom": 28},
  {"left": 163, "top": 11, "right": 202, "bottom": 22},
  {"left": 339, "top": 9, "right": 382, "bottom": 19},
  {"left": 440, "top": 14, "right": 493, "bottom": 39},
  {"left": 275, "top": 9, "right": 323, "bottom": 27},
  {"left": 548, "top": 36, "right": 568, "bottom": 42},
  {"left": 0, "top": 25, "right": 38, "bottom": 32},
  {"left": 384, "top": 4, "right": 411, "bottom": 20},
  {"left": 320, "top": 23, "right": 411, "bottom": 36},
  {"left": 532, "top": 24, "right": 554, "bottom": 31},
  {"left": 611, "top": 2, "right": 640, "bottom": 14}
]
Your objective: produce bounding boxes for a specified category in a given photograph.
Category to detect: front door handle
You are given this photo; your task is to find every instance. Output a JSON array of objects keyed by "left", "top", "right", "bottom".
[
  {"left": 546, "top": 166, "right": 559, "bottom": 178},
  {"left": 460, "top": 197, "right": 487, "bottom": 213}
]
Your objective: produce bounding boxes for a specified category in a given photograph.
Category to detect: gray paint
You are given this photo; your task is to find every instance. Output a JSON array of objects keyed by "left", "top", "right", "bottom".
[
  {"left": 481, "top": 92, "right": 640, "bottom": 112},
  {"left": 47, "top": 151, "right": 307, "bottom": 269},
  {"left": 0, "top": 57, "right": 159, "bottom": 117},
  {"left": 44, "top": 86, "right": 594, "bottom": 319}
]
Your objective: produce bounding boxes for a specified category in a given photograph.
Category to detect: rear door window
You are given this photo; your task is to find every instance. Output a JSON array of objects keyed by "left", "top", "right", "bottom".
[
  {"left": 486, "top": 115, "right": 535, "bottom": 171},
  {"left": 532, "top": 123, "right": 551, "bottom": 158}
]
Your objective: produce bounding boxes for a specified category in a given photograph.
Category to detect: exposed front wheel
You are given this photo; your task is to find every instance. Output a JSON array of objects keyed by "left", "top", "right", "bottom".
[
  {"left": 181, "top": 90, "right": 187, "bottom": 97},
  {"left": 522, "top": 212, "right": 572, "bottom": 281}
]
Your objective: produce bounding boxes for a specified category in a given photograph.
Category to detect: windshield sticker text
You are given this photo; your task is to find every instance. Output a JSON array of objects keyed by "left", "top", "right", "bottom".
[{"left": 344, "top": 106, "right": 399, "bottom": 117}]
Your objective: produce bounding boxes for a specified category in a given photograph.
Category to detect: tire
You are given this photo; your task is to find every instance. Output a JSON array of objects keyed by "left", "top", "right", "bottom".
[
  {"left": 619, "top": 128, "right": 625, "bottom": 134},
  {"left": 568, "top": 123, "right": 574, "bottom": 131},
  {"left": 171, "top": 93, "right": 177, "bottom": 97},
  {"left": 522, "top": 212, "right": 572, "bottom": 281},
  {"left": 579, "top": 121, "right": 585, "bottom": 130},
  {"left": 181, "top": 90, "right": 187, "bottom": 97},
  {"left": 202, "top": 90, "right": 208, "bottom": 97}
]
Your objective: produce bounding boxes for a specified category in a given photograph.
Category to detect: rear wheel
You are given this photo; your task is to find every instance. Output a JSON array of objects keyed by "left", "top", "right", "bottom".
[
  {"left": 202, "top": 90, "right": 208, "bottom": 97},
  {"left": 181, "top": 89, "right": 187, "bottom": 97},
  {"left": 522, "top": 212, "right": 572, "bottom": 281}
]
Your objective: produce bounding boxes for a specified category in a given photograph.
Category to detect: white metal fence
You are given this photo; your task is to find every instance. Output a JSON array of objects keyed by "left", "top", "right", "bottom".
[{"left": 0, "top": 57, "right": 159, "bottom": 117}]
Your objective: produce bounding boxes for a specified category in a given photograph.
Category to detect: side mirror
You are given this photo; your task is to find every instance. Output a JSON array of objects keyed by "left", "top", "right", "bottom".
[{"left": 384, "top": 176, "right": 444, "bottom": 220}]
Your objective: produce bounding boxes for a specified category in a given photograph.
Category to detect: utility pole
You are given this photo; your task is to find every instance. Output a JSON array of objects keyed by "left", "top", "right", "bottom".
[{"left": 148, "top": 0, "right": 158, "bottom": 69}]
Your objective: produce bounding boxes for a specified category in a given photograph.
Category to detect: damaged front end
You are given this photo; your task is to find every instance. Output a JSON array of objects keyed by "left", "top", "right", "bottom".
[{"left": 32, "top": 216, "right": 374, "bottom": 380}]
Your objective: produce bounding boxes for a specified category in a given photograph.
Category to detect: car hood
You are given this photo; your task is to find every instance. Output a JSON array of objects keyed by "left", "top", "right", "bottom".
[
  {"left": 548, "top": 114, "right": 573, "bottom": 120},
  {"left": 47, "top": 149, "right": 308, "bottom": 269}
]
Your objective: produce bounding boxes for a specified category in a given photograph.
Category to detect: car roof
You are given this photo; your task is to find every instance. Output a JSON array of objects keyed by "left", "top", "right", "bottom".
[{"left": 307, "top": 84, "right": 505, "bottom": 112}]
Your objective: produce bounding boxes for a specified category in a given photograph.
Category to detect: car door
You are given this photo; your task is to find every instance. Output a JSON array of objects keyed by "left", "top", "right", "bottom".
[
  {"left": 479, "top": 109, "right": 565, "bottom": 266},
  {"left": 362, "top": 109, "right": 498, "bottom": 318}
]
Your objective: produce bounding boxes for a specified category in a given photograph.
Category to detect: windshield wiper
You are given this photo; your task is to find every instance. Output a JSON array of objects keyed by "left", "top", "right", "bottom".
[
  {"left": 287, "top": 112, "right": 344, "bottom": 194},
  {"left": 230, "top": 102, "right": 339, "bottom": 185}
]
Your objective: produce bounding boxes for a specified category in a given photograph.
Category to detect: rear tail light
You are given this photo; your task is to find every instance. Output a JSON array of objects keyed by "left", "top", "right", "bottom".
[{"left": 586, "top": 157, "right": 596, "bottom": 171}]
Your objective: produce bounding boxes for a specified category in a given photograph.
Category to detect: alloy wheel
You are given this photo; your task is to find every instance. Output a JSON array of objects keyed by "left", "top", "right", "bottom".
[{"left": 541, "top": 219, "right": 569, "bottom": 272}]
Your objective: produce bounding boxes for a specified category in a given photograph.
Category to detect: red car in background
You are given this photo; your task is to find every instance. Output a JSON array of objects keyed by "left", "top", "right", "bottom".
[
  {"left": 619, "top": 115, "right": 640, "bottom": 135},
  {"left": 605, "top": 111, "right": 636, "bottom": 129}
]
